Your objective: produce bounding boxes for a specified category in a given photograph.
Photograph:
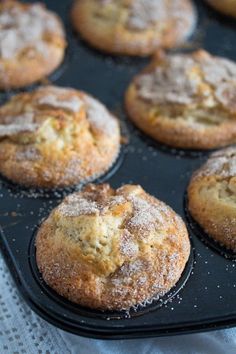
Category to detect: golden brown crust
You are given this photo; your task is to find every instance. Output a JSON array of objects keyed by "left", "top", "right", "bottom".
[
  {"left": 125, "top": 50, "right": 236, "bottom": 150},
  {"left": 206, "top": 0, "right": 236, "bottom": 18},
  {"left": 188, "top": 147, "right": 236, "bottom": 252},
  {"left": 71, "top": 0, "right": 196, "bottom": 56},
  {"left": 36, "top": 183, "right": 190, "bottom": 310},
  {"left": 0, "top": 0, "right": 66, "bottom": 89},
  {"left": 0, "top": 86, "right": 120, "bottom": 188}
]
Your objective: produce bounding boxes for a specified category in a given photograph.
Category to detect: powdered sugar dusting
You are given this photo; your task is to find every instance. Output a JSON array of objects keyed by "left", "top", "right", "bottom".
[
  {"left": 120, "top": 230, "right": 139, "bottom": 257},
  {"left": 0, "top": 112, "right": 39, "bottom": 137},
  {"left": 84, "top": 95, "right": 118, "bottom": 136},
  {"left": 56, "top": 184, "right": 171, "bottom": 232},
  {"left": 197, "top": 147, "right": 236, "bottom": 178},
  {"left": 215, "top": 82, "right": 236, "bottom": 113},
  {"left": 109, "top": 195, "right": 126, "bottom": 207},
  {"left": 57, "top": 193, "right": 99, "bottom": 217},
  {"left": 128, "top": 0, "right": 195, "bottom": 36},
  {"left": 57, "top": 188, "right": 126, "bottom": 218},
  {"left": 127, "top": 194, "right": 166, "bottom": 232},
  {"left": 0, "top": 3, "right": 64, "bottom": 60},
  {"left": 36, "top": 86, "right": 83, "bottom": 113},
  {"left": 0, "top": 111, "right": 34, "bottom": 125},
  {"left": 137, "top": 54, "right": 198, "bottom": 105},
  {"left": 0, "top": 123, "right": 38, "bottom": 137},
  {"left": 136, "top": 52, "right": 236, "bottom": 109},
  {"left": 120, "top": 259, "right": 145, "bottom": 276},
  {"left": 128, "top": 0, "right": 166, "bottom": 30},
  {"left": 201, "top": 57, "right": 236, "bottom": 87}
]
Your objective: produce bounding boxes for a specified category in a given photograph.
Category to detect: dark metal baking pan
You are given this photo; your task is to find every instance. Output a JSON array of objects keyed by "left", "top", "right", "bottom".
[{"left": 0, "top": 0, "right": 235, "bottom": 339}]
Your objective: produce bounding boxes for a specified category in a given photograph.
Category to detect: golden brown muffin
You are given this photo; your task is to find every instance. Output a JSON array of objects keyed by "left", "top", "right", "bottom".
[
  {"left": 0, "top": 0, "right": 66, "bottom": 89},
  {"left": 125, "top": 50, "right": 236, "bottom": 150},
  {"left": 206, "top": 0, "right": 236, "bottom": 18},
  {"left": 36, "top": 183, "right": 190, "bottom": 310},
  {"left": 0, "top": 86, "right": 120, "bottom": 188},
  {"left": 188, "top": 147, "right": 236, "bottom": 252},
  {"left": 71, "top": 0, "right": 196, "bottom": 56}
]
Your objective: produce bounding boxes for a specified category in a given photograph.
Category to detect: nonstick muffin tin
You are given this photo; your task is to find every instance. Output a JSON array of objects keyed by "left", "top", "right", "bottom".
[{"left": 0, "top": 0, "right": 236, "bottom": 339}]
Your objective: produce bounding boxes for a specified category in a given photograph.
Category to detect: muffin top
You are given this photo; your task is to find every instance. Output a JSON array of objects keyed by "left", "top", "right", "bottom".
[
  {"left": 36, "top": 183, "right": 190, "bottom": 309},
  {"left": 135, "top": 50, "right": 236, "bottom": 114},
  {"left": 98, "top": 0, "right": 194, "bottom": 36},
  {"left": 0, "top": 86, "right": 120, "bottom": 187},
  {"left": 0, "top": 85, "right": 118, "bottom": 142},
  {"left": 125, "top": 50, "right": 236, "bottom": 149},
  {"left": 0, "top": 0, "right": 65, "bottom": 61},
  {"left": 71, "top": 0, "right": 196, "bottom": 56},
  {"left": 192, "top": 146, "right": 236, "bottom": 180},
  {"left": 48, "top": 183, "right": 189, "bottom": 276}
]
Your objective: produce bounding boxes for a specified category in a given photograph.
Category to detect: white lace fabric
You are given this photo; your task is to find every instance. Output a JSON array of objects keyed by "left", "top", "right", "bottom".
[{"left": 0, "top": 253, "right": 235, "bottom": 354}]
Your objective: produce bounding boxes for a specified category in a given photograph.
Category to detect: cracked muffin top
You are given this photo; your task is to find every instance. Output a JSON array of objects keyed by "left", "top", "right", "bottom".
[
  {"left": 125, "top": 50, "right": 236, "bottom": 149},
  {"left": 0, "top": 86, "right": 120, "bottom": 188},
  {"left": 0, "top": 0, "right": 66, "bottom": 89},
  {"left": 36, "top": 183, "right": 190, "bottom": 310},
  {"left": 71, "top": 0, "right": 196, "bottom": 56}
]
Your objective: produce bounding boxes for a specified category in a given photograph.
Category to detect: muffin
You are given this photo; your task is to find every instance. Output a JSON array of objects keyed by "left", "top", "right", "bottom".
[
  {"left": 0, "top": 0, "right": 66, "bottom": 89},
  {"left": 36, "top": 183, "right": 190, "bottom": 310},
  {"left": 206, "top": 0, "right": 236, "bottom": 18},
  {"left": 125, "top": 50, "right": 236, "bottom": 150},
  {"left": 188, "top": 147, "right": 236, "bottom": 252},
  {"left": 71, "top": 0, "right": 196, "bottom": 56},
  {"left": 0, "top": 86, "right": 120, "bottom": 188}
]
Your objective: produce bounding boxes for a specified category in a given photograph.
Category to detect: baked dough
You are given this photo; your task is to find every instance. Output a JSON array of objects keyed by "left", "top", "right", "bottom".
[
  {"left": 71, "top": 0, "right": 196, "bottom": 56},
  {"left": 125, "top": 50, "right": 236, "bottom": 150},
  {"left": 206, "top": 0, "right": 236, "bottom": 18},
  {"left": 36, "top": 183, "right": 190, "bottom": 310},
  {"left": 188, "top": 146, "right": 236, "bottom": 252},
  {"left": 0, "top": 0, "right": 66, "bottom": 89},
  {"left": 0, "top": 86, "right": 120, "bottom": 188}
]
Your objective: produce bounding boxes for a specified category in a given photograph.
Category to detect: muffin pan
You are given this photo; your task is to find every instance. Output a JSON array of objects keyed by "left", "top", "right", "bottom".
[{"left": 0, "top": 0, "right": 236, "bottom": 339}]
